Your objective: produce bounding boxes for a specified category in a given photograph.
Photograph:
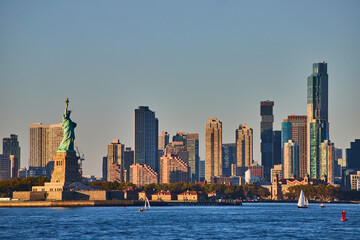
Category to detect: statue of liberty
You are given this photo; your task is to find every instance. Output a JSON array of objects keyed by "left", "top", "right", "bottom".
[{"left": 58, "top": 98, "right": 77, "bottom": 152}]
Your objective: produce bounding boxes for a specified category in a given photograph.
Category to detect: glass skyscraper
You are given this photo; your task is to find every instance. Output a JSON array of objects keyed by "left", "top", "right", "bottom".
[
  {"left": 135, "top": 106, "right": 159, "bottom": 172},
  {"left": 260, "top": 100, "right": 274, "bottom": 181},
  {"left": 307, "top": 62, "right": 329, "bottom": 177}
]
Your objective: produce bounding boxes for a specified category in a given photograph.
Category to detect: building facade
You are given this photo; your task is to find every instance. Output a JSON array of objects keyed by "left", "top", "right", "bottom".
[
  {"left": 29, "top": 123, "right": 49, "bottom": 167},
  {"left": 260, "top": 100, "right": 274, "bottom": 181},
  {"left": 46, "top": 123, "right": 63, "bottom": 165},
  {"left": 283, "top": 140, "right": 299, "bottom": 178},
  {"left": 2, "top": 134, "right": 20, "bottom": 178},
  {"left": 107, "top": 139, "right": 124, "bottom": 182},
  {"left": 346, "top": 139, "right": 360, "bottom": 171},
  {"left": 307, "top": 62, "right": 329, "bottom": 176},
  {"left": 205, "top": 117, "right": 222, "bottom": 182},
  {"left": 130, "top": 163, "right": 158, "bottom": 186},
  {"left": 123, "top": 147, "right": 134, "bottom": 182},
  {"left": 187, "top": 133, "right": 200, "bottom": 182},
  {"left": 236, "top": 124, "right": 253, "bottom": 168},
  {"left": 160, "top": 154, "right": 190, "bottom": 184},
  {"left": 320, "top": 140, "right": 335, "bottom": 184},
  {"left": 0, "top": 154, "right": 10, "bottom": 180},
  {"left": 273, "top": 130, "right": 282, "bottom": 166},
  {"left": 135, "top": 106, "right": 159, "bottom": 172},
  {"left": 222, "top": 143, "right": 236, "bottom": 177},
  {"left": 158, "top": 131, "right": 169, "bottom": 151}
]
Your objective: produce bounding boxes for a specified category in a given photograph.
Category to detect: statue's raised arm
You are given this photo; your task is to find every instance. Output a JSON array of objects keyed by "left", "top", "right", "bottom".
[
  {"left": 58, "top": 98, "right": 77, "bottom": 153},
  {"left": 64, "top": 98, "right": 69, "bottom": 118}
]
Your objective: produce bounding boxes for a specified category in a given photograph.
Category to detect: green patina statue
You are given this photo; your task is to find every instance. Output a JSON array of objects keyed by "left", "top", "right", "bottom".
[{"left": 58, "top": 98, "right": 77, "bottom": 152}]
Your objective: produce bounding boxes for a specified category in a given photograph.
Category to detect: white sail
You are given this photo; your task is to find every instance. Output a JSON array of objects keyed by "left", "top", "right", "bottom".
[
  {"left": 146, "top": 196, "right": 150, "bottom": 209},
  {"left": 305, "top": 197, "right": 309, "bottom": 207},
  {"left": 297, "top": 190, "right": 305, "bottom": 207}
]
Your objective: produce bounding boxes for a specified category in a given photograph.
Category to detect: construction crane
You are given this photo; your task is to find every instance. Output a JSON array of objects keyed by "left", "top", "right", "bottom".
[{"left": 74, "top": 140, "right": 85, "bottom": 176}]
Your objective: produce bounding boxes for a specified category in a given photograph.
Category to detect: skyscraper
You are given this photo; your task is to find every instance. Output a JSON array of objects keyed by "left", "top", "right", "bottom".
[
  {"left": 273, "top": 130, "right": 282, "bottom": 166},
  {"left": 158, "top": 131, "right": 169, "bottom": 151},
  {"left": 236, "top": 124, "right": 253, "bottom": 168},
  {"left": 309, "top": 119, "right": 328, "bottom": 178},
  {"left": 320, "top": 140, "right": 335, "bottom": 184},
  {"left": 2, "top": 134, "right": 20, "bottom": 178},
  {"left": 123, "top": 147, "right": 134, "bottom": 182},
  {"left": 222, "top": 143, "right": 236, "bottom": 177},
  {"left": 135, "top": 106, "right": 159, "bottom": 172},
  {"left": 205, "top": 117, "right": 222, "bottom": 182},
  {"left": 47, "top": 123, "right": 63, "bottom": 165},
  {"left": 346, "top": 139, "right": 360, "bottom": 171},
  {"left": 29, "top": 123, "right": 49, "bottom": 167},
  {"left": 282, "top": 115, "right": 307, "bottom": 177},
  {"left": 107, "top": 139, "right": 124, "bottom": 182},
  {"left": 307, "top": 62, "right": 329, "bottom": 175},
  {"left": 0, "top": 154, "right": 10, "bottom": 180},
  {"left": 260, "top": 100, "right": 274, "bottom": 181},
  {"left": 187, "top": 133, "right": 200, "bottom": 182},
  {"left": 283, "top": 140, "right": 299, "bottom": 178}
]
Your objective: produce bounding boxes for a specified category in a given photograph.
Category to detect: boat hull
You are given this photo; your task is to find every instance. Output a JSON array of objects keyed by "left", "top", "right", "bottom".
[{"left": 297, "top": 206, "right": 308, "bottom": 208}]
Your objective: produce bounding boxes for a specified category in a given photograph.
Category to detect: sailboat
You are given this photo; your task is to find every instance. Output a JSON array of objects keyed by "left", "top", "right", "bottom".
[
  {"left": 297, "top": 190, "right": 309, "bottom": 208},
  {"left": 138, "top": 196, "right": 150, "bottom": 212}
]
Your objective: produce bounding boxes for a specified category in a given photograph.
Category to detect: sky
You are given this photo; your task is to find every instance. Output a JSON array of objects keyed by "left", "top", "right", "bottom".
[{"left": 0, "top": 0, "right": 359, "bottom": 177}]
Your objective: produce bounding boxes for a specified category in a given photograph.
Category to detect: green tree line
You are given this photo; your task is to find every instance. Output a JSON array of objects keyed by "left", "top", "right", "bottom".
[{"left": 0, "top": 177, "right": 49, "bottom": 197}]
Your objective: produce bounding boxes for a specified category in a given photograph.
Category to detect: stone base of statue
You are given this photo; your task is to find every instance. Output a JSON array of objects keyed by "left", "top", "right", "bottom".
[
  {"left": 51, "top": 151, "right": 82, "bottom": 185},
  {"left": 32, "top": 151, "right": 83, "bottom": 195}
]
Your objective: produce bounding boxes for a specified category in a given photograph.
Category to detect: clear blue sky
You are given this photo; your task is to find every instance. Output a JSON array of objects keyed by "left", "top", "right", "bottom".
[{"left": 1, "top": 1, "right": 359, "bottom": 177}]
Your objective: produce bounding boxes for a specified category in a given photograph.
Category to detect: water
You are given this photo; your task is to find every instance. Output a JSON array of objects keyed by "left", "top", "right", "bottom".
[{"left": 0, "top": 203, "right": 359, "bottom": 240}]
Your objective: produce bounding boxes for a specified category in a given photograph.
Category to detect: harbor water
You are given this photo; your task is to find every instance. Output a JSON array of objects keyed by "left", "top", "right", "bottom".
[{"left": 1, "top": 203, "right": 359, "bottom": 239}]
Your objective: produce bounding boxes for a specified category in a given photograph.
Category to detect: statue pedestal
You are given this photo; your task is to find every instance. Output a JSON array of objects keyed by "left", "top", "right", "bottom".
[{"left": 51, "top": 151, "right": 82, "bottom": 185}]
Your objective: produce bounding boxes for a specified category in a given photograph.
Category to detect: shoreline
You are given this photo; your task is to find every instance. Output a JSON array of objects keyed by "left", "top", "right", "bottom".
[{"left": 0, "top": 200, "right": 358, "bottom": 208}]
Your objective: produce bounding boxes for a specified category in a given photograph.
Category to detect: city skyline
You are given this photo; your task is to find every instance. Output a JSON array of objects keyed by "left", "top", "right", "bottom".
[{"left": 1, "top": 1, "right": 360, "bottom": 177}]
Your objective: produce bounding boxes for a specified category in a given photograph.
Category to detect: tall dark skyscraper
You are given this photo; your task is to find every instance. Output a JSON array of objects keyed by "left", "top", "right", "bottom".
[
  {"left": 260, "top": 100, "right": 274, "bottom": 181},
  {"left": 186, "top": 133, "right": 199, "bottom": 182},
  {"left": 273, "top": 131, "right": 281, "bottom": 166},
  {"left": 346, "top": 139, "right": 360, "bottom": 171},
  {"left": 307, "top": 62, "right": 329, "bottom": 178},
  {"left": 3, "top": 134, "right": 20, "bottom": 178},
  {"left": 135, "top": 106, "right": 159, "bottom": 172},
  {"left": 222, "top": 143, "right": 236, "bottom": 177}
]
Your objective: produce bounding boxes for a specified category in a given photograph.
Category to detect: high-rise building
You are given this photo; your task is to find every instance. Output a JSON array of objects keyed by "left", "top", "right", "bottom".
[
  {"left": 307, "top": 62, "right": 329, "bottom": 176},
  {"left": 199, "top": 160, "right": 205, "bottom": 182},
  {"left": 29, "top": 123, "right": 49, "bottom": 167},
  {"left": 222, "top": 143, "right": 236, "bottom": 177},
  {"left": 309, "top": 119, "right": 327, "bottom": 178},
  {"left": 320, "top": 140, "right": 335, "bottom": 184},
  {"left": 260, "top": 100, "right": 274, "bottom": 181},
  {"left": 236, "top": 124, "right": 253, "bottom": 168},
  {"left": 124, "top": 147, "right": 134, "bottom": 182},
  {"left": 173, "top": 132, "right": 187, "bottom": 145},
  {"left": 130, "top": 163, "right": 158, "bottom": 186},
  {"left": 9, "top": 155, "right": 18, "bottom": 179},
  {"left": 273, "top": 131, "right": 282, "bottom": 166},
  {"left": 205, "top": 117, "right": 222, "bottom": 182},
  {"left": 158, "top": 131, "right": 169, "bottom": 151},
  {"left": 282, "top": 115, "right": 307, "bottom": 177},
  {"left": 0, "top": 154, "right": 10, "bottom": 180},
  {"left": 283, "top": 140, "right": 299, "bottom": 178},
  {"left": 346, "top": 139, "right": 360, "bottom": 171},
  {"left": 2, "top": 134, "right": 20, "bottom": 178},
  {"left": 135, "top": 106, "right": 159, "bottom": 172},
  {"left": 187, "top": 133, "right": 199, "bottom": 182},
  {"left": 47, "top": 123, "right": 63, "bottom": 165},
  {"left": 102, "top": 156, "right": 107, "bottom": 181},
  {"left": 160, "top": 153, "right": 190, "bottom": 184},
  {"left": 107, "top": 139, "right": 124, "bottom": 182}
]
